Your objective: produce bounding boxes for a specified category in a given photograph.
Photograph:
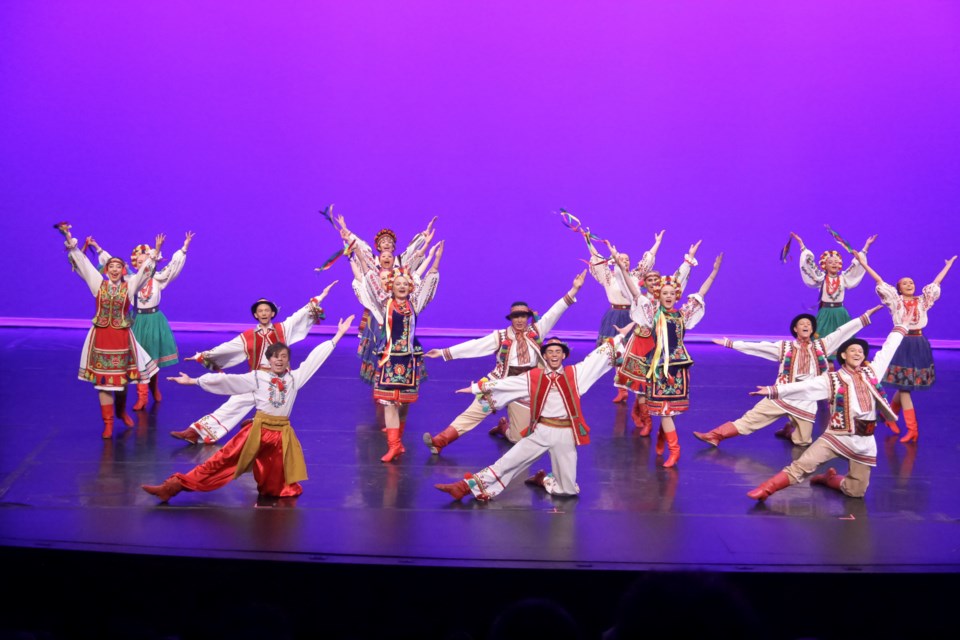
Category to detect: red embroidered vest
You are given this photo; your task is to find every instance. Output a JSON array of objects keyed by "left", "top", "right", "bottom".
[
  {"left": 241, "top": 323, "right": 287, "bottom": 371},
  {"left": 93, "top": 281, "right": 131, "bottom": 329},
  {"left": 527, "top": 367, "right": 591, "bottom": 445}
]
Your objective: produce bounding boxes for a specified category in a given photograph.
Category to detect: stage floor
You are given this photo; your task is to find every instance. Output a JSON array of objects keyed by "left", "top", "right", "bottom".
[{"left": 1, "top": 327, "right": 958, "bottom": 574}]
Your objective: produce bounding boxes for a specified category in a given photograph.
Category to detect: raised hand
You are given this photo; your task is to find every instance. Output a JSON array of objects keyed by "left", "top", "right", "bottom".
[
  {"left": 789, "top": 232, "right": 804, "bottom": 249},
  {"left": 863, "top": 234, "right": 878, "bottom": 251},
  {"left": 86, "top": 236, "right": 101, "bottom": 252},
  {"left": 689, "top": 239, "right": 702, "bottom": 257},
  {"left": 613, "top": 322, "right": 636, "bottom": 336},
  {"left": 318, "top": 280, "right": 339, "bottom": 302},
  {"left": 334, "top": 315, "right": 355, "bottom": 340},
  {"left": 155, "top": 233, "right": 166, "bottom": 252},
  {"left": 424, "top": 348, "right": 442, "bottom": 359},
  {"left": 183, "top": 231, "right": 195, "bottom": 249},
  {"left": 572, "top": 270, "right": 586, "bottom": 291},
  {"left": 167, "top": 372, "right": 196, "bottom": 385}
]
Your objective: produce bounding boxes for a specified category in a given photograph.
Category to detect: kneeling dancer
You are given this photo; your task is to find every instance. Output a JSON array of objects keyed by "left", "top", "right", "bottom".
[
  {"left": 435, "top": 334, "right": 626, "bottom": 501},
  {"left": 142, "top": 316, "right": 354, "bottom": 503}
]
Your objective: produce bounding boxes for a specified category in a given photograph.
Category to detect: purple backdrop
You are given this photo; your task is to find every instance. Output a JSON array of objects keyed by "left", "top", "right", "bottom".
[{"left": 2, "top": 2, "right": 958, "bottom": 341}]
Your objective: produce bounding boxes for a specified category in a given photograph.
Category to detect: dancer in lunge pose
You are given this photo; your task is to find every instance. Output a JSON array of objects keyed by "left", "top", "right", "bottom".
[
  {"left": 610, "top": 243, "right": 722, "bottom": 467},
  {"left": 434, "top": 333, "right": 628, "bottom": 502},
  {"left": 169, "top": 285, "right": 336, "bottom": 444},
  {"left": 793, "top": 230, "right": 877, "bottom": 339},
  {"left": 88, "top": 232, "right": 194, "bottom": 410},
  {"left": 853, "top": 249, "right": 956, "bottom": 442},
  {"left": 141, "top": 316, "right": 354, "bottom": 503},
  {"left": 692, "top": 306, "right": 881, "bottom": 448},
  {"left": 746, "top": 320, "right": 906, "bottom": 501},
  {"left": 55, "top": 222, "right": 159, "bottom": 438},
  {"left": 421, "top": 272, "right": 585, "bottom": 455},
  {"left": 359, "top": 241, "right": 443, "bottom": 462}
]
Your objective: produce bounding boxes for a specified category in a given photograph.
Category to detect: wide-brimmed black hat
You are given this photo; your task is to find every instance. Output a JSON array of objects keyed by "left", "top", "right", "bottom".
[
  {"left": 837, "top": 337, "right": 870, "bottom": 362},
  {"left": 540, "top": 337, "right": 570, "bottom": 358},
  {"left": 789, "top": 313, "right": 818, "bottom": 338},
  {"left": 505, "top": 302, "right": 534, "bottom": 321},
  {"left": 250, "top": 298, "right": 279, "bottom": 316}
]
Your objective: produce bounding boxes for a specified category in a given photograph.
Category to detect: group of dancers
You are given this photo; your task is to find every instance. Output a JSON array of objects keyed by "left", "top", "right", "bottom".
[{"left": 53, "top": 219, "right": 955, "bottom": 506}]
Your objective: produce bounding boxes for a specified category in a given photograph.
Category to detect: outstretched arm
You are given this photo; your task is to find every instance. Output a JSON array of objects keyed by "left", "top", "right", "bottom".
[
  {"left": 851, "top": 249, "right": 883, "bottom": 284},
  {"left": 649, "top": 229, "right": 665, "bottom": 257},
  {"left": 607, "top": 240, "right": 641, "bottom": 300},
  {"left": 696, "top": 253, "right": 723, "bottom": 298},
  {"left": 934, "top": 256, "right": 957, "bottom": 286}
]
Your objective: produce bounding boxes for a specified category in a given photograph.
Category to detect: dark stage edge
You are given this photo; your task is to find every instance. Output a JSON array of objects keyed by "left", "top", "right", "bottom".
[{"left": 2, "top": 328, "right": 959, "bottom": 639}]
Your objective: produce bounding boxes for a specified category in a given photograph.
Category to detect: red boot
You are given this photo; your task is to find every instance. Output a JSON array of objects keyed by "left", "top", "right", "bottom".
[
  {"left": 100, "top": 404, "right": 114, "bottom": 439},
  {"left": 423, "top": 426, "right": 460, "bottom": 455},
  {"left": 114, "top": 391, "right": 135, "bottom": 427},
  {"left": 170, "top": 428, "right": 200, "bottom": 445},
  {"left": 630, "top": 397, "right": 643, "bottom": 428},
  {"left": 434, "top": 479, "right": 471, "bottom": 500},
  {"left": 637, "top": 402, "right": 652, "bottom": 437},
  {"left": 899, "top": 409, "right": 918, "bottom": 443},
  {"left": 381, "top": 428, "right": 403, "bottom": 462},
  {"left": 612, "top": 387, "right": 628, "bottom": 403},
  {"left": 693, "top": 422, "right": 739, "bottom": 447},
  {"left": 885, "top": 396, "right": 901, "bottom": 434},
  {"left": 810, "top": 467, "right": 845, "bottom": 492},
  {"left": 662, "top": 430, "right": 680, "bottom": 468},
  {"left": 141, "top": 476, "right": 183, "bottom": 503},
  {"left": 655, "top": 426, "right": 665, "bottom": 455},
  {"left": 488, "top": 417, "right": 509, "bottom": 439},
  {"left": 773, "top": 422, "right": 796, "bottom": 441},
  {"left": 399, "top": 421, "right": 406, "bottom": 454},
  {"left": 132, "top": 384, "right": 149, "bottom": 411},
  {"left": 747, "top": 471, "right": 791, "bottom": 501},
  {"left": 525, "top": 469, "right": 547, "bottom": 487},
  {"left": 149, "top": 375, "right": 162, "bottom": 402}
]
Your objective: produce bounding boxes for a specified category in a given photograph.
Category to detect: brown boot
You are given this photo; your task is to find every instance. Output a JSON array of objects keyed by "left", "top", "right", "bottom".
[
  {"left": 114, "top": 391, "right": 135, "bottom": 427},
  {"left": 434, "top": 479, "right": 471, "bottom": 500},
  {"left": 488, "top": 417, "right": 509, "bottom": 439},
  {"left": 773, "top": 421, "right": 796, "bottom": 441},
  {"left": 899, "top": 409, "right": 918, "bottom": 443},
  {"left": 132, "top": 383, "right": 150, "bottom": 411},
  {"left": 810, "top": 467, "right": 845, "bottom": 492},
  {"left": 100, "top": 404, "right": 114, "bottom": 439},
  {"left": 612, "top": 387, "right": 628, "bottom": 403},
  {"left": 662, "top": 430, "right": 680, "bottom": 468},
  {"left": 142, "top": 476, "right": 183, "bottom": 503},
  {"left": 747, "top": 471, "right": 791, "bottom": 501},
  {"left": 525, "top": 469, "right": 547, "bottom": 487},
  {"left": 693, "top": 422, "right": 739, "bottom": 447},
  {"left": 170, "top": 428, "right": 200, "bottom": 445},
  {"left": 381, "top": 428, "right": 403, "bottom": 462},
  {"left": 423, "top": 426, "right": 460, "bottom": 455}
]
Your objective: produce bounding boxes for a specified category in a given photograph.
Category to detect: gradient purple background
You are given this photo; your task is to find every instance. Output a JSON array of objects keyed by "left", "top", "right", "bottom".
[{"left": 3, "top": 2, "right": 958, "bottom": 341}]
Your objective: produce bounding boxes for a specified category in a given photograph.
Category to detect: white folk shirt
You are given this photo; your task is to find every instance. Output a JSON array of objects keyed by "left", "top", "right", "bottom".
[
  {"left": 770, "top": 328, "right": 905, "bottom": 466},
  {"left": 67, "top": 239, "right": 156, "bottom": 303},
  {"left": 799, "top": 248, "right": 866, "bottom": 304},
  {"left": 196, "top": 340, "right": 337, "bottom": 417},
  {"left": 359, "top": 269, "right": 439, "bottom": 325},
  {"left": 876, "top": 281, "right": 940, "bottom": 330},
  {"left": 99, "top": 248, "right": 186, "bottom": 311}
]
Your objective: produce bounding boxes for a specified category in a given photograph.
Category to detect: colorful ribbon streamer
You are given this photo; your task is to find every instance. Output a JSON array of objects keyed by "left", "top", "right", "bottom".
[
  {"left": 779, "top": 235, "right": 792, "bottom": 263},
  {"left": 824, "top": 224, "right": 853, "bottom": 253}
]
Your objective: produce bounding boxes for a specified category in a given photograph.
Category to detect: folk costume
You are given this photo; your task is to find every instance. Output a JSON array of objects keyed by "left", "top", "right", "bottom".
[
  {"left": 142, "top": 337, "right": 342, "bottom": 502},
  {"left": 423, "top": 292, "right": 577, "bottom": 454},
  {"left": 799, "top": 248, "right": 867, "bottom": 338},
  {"left": 100, "top": 242, "right": 187, "bottom": 408},
  {"left": 436, "top": 337, "right": 625, "bottom": 501},
  {"left": 694, "top": 313, "right": 872, "bottom": 447},
  {"left": 748, "top": 326, "right": 907, "bottom": 501},
  {"left": 174, "top": 298, "right": 325, "bottom": 444}
]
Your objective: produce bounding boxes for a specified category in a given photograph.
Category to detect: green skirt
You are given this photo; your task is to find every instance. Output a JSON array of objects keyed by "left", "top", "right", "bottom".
[
  {"left": 132, "top": 310, "right": 179, "bottom": 368},
  {"left": 815, "top": 306, "right": 851, "bottom": 340}
]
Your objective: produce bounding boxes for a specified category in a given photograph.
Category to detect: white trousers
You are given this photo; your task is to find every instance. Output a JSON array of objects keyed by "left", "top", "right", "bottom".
[
  {"left": 467, "top": 425, "right": 579, "bottom": 500},
  {"left": 187, "top": 394, "right": 255, "bottom": 443}
]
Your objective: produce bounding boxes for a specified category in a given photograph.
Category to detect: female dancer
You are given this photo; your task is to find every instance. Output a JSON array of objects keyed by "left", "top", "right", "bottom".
[
  {"left": 89, "top": 232, "right": 194, "bottom": 409},
  {"left": 610, "top": 242, "right": 722, "bottom": 467},
  {"left": 793, "top": 231, "right": 876, "bottom": 339},
  {"left": 853, "top": 249, "right": 956, "bottom": 442},
  {"left": 359, "top": 241, "right": 443, "bottom": 461},
  {"left": 55, "top": 223, "right": 159, "bottom": 437}
]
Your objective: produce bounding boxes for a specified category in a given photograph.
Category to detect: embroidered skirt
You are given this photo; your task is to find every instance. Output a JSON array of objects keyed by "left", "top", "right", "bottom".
[
  {"left": 373, "top": 351, "right": 425, "bottom": 404},
  {"left": 596, "top": 306, "right": 632, "bottom": 346},
  {"left": 815, "top": 306, "right": 851, "bottom": 341},
  {"left": 132, "top": 310, "right": 179, "bottom": 368},
  {"left": 884, "top": 333, "right": 935, "bottom": 390},
  {"left": 79, "top": 326, "right": 158, "bottom": 390},
  {"left": 616, "top": 332, "right": 655, "bottom": 391},
  {"left": 356, "top": 312, "right": 380, "bottom": 386},
  {"left": 646, "top": 365, "right": 691, "bottom": 416}
]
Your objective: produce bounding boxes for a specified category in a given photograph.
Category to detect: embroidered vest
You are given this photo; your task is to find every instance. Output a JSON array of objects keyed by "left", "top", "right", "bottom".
[
  {"left": 776, "top": 339, "right": 828, "bottom": 384},
  {"left": 527, "top": 367, "right": 591, "bottom": 445},
  {"left": 93, "top": 281, "right": 130, "bottom": 329},
  {"left": 491, "top": 326, "right": 543, "bottom": 379},
  {"left": 241, "top": 323, "right": 287, "bottom": 371},
  {"left": 826, "top": 364, "right": 895, "bottom": 435}
]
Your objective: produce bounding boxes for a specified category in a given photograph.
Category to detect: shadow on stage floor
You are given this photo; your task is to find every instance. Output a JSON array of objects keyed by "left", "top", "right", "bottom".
[{"left": 1, "top": 328, "right": 958, "bottom": 639}]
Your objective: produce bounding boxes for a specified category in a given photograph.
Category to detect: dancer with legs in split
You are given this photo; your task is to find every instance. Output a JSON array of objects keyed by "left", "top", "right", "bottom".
[
  {"left": 54, "top": 222, "right": 160, "bottom": 438},
  {"left": 142, "top": 316, "right": 354, "bottom": 503},
  {"left": 169, "top": 284, "right": 336, "bottom": 444},
  {"left": 435, "top": 332, "right": 628, "bottom": 501},
  {"left": 421, "top": 272, "right": 585, "bottom": 455},
  {"left": 611, "top": 243, "right": 722, "bottom": 467},
  {"left": 88, "top": 232, "right": 194, "bottom": 410},
  {"left": 853, "top": 249, "right": 955, "bottom": 442}
]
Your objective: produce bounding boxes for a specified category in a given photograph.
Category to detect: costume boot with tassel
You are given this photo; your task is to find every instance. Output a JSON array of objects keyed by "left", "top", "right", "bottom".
[
  {"left": 434, "top": 478, "right": 471, "bottom": 500},
  {"left": 899, "top": 408, "right": 918, "bottom": 443},
  {"left": 381, "top": 428, "right": 403, "bottom": 462},
  {"left": 810, "top": 467, "right": 845, "bottom": 493},
  {"left": 132, "top": 383, "right": 150, "bottom": 411},
  {"left": 423, "top": 426, "right": 460, "bottom": 455},
  {"left": 693, "top": 422, "right": 739, "bottom": 448},
  {"left": 100, "top": 404, "right": 114, "bottom": 439},
  {"left": 747, "top": 471, "right": 791, "bottom": 501},
  {"left": 662, "top": 430, "right": 681, "bottom": 468}
]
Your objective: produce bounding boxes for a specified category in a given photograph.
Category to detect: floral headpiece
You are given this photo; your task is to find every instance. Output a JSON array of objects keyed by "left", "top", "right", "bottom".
[
  {"left": 100, "top": 256, "right": 128, "bottom": 277},
  {"left": 658, "top": 275, "right": 682, "bottom": 296},
  {"left": 385, "top": 266, "right": 413, "bottom": 292},
  {"left": 131, "top": 244, "right": 151, "bottom": 260},
  {"left": 819, "top": 250, "right": 842, "bottom": 270},
  {"left": 374, "top": 228, "right": 398, "bottom": 252}
]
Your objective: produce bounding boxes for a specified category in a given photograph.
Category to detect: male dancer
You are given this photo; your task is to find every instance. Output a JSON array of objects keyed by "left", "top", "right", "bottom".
[
  {"left": 169, "top": 284, "right": 336, "bottom": 444},
  {"left": 421, "top": 272, "right": 585, "bottom": 454}
]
